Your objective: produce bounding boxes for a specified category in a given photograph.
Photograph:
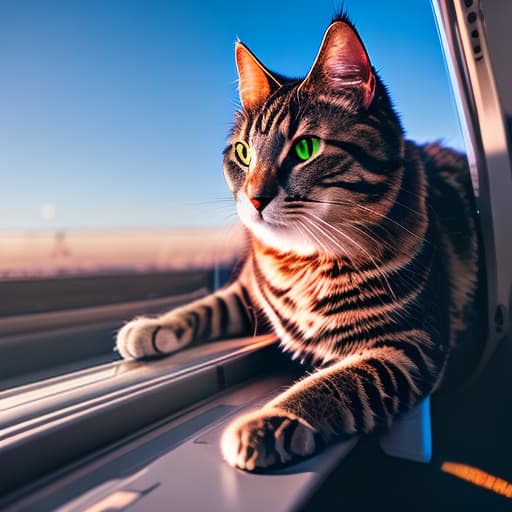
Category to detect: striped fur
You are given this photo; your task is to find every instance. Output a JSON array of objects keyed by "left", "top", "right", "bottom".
[{"left": 116, "top": 13, "right": 483, "bottom": 471}]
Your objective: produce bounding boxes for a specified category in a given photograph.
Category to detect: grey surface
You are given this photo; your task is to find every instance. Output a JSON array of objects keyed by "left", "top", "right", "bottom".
[
  {"left": 4, "top": 350, "right": 433, "bottom": 512},
  {"left": 13, "top": 376, "right": 431, "bottom": 512},
  {"left": 44, "top": 377, "right": 358, "bottom": 512},
  {"left": 0, "top": 336, "right": 279, "bottom": 501},
  {"left": 2, "top": 332, "right": 436, "bottom": 512},
  {"left": 481, "top": 0, "right": 512, "bottom": 117},
  {"left": 0, "top": 337, "right": 272, "bottom": 430},
  {"left": 380, "top": 397, "right": 431, "bottom": 463}
]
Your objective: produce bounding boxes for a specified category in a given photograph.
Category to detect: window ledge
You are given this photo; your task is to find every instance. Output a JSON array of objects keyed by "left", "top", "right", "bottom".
[{"left": 0, "top": 335, "right": 279, "bottom": 502}]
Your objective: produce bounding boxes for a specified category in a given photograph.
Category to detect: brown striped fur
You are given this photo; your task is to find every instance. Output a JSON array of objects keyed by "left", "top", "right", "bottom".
[{"left": 116, "top": 13, "right": 484, "bottom": 471}]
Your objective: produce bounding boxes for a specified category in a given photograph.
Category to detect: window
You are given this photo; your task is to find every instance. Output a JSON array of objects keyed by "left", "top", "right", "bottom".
[
  {"left": 0, "top": 0, "right": 466, "bottom": 378},
  {"left": 1, "top": 1, "right": 487, "bottom": 507}
]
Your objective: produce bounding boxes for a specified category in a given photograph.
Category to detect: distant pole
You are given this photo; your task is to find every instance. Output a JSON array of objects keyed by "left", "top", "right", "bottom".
[{"left": 51, "top": 230, "right": 71, "bottom": 263}]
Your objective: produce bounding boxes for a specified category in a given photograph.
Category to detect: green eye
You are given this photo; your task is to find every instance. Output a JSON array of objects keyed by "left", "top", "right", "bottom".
[
  {"left": 234, "top": 141, "right": 251, "bottom": 166},
  {"left": 294, "top": 137, "right": 320, "bottom": 161}
]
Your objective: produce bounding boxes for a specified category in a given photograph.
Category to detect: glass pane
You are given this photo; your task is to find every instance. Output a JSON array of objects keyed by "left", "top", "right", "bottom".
[
  {"left": 0, "top": 0, "right": 464, "bottom": 286},
  {"left": 0, "top": 0, "right": 478, "bottom": 427}
]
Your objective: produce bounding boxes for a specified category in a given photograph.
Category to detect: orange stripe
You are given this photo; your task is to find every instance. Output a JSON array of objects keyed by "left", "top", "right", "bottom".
[{"left": 441, "top": 461, "right": 512, "bottom": 499}]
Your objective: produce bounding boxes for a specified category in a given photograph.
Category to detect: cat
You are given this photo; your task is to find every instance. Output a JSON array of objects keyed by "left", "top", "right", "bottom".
[{"left": 116, "top": 12, "right": 484, "bottom": 471}]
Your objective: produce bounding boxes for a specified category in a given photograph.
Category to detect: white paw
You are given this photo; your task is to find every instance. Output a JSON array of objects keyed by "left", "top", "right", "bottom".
[
  {"left": 220, "top": 407, "right": 319, "bottom": 471},
  {"left": 116, "top": 316, "right": 192, "bottom": 360}
]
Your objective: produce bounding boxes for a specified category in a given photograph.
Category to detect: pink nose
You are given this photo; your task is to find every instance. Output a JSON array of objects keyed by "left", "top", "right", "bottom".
[{"left": 250, "top": 196, "right": 272, "bottom": 212}]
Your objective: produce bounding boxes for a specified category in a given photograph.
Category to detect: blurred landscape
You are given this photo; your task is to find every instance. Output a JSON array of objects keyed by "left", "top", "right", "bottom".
[{"left": 0, "top": 225, "right": 245, "bottom": 280}]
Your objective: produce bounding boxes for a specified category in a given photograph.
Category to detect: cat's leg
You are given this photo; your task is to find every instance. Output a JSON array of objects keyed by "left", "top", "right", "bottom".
[
  {"left": 116, "top": 280, "right": 254, "bottom": 360},
  {"left": 221, "top": 332, "right": 445, "bottom": 471}
]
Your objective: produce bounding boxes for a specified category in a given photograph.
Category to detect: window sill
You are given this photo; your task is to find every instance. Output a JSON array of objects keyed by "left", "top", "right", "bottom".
[
  {"left": 0, "top": 335, "right": 280, "bottom": 502},
  {"left": 2, "top": 335, "right": 363, "bottom": 512}
]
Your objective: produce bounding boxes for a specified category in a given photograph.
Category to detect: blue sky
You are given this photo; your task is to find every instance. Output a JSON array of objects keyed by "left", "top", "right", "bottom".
[{"left": 0, "top": 0, "right": 465, "bottom": 230}]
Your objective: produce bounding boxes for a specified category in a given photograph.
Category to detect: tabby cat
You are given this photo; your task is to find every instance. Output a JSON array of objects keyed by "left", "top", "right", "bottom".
[{"left": 116, "top": 13, "right": 484, "bottom": 471}]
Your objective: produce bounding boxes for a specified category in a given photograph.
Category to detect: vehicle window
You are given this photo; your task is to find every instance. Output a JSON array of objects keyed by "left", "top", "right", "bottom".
[{"left": 0, "top": 0, "right": 466, "bottom": 379}]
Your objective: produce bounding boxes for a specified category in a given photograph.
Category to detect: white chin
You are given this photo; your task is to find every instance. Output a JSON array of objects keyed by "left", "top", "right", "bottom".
[{"left": 236, "top": 197, "right": 317, "bottom": 256}]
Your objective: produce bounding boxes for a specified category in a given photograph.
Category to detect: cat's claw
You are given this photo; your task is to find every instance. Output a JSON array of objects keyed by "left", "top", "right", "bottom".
[
  {"left": 220, "top": 407, "right": 320, "bottom": 471},
  {"left": 116, "top": 316, "right": 191, "bottom": 360}
]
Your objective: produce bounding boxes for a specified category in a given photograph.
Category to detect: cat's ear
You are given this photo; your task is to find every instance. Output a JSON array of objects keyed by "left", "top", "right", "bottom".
[
  {"left": 300, "top": 21, "right": 375, "bottom": 109},
  {"left": 235, "top": 41, "right": 281, "bottom": 111}
]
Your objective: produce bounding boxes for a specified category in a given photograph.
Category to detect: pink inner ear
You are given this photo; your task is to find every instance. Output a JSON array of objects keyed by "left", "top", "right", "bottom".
[
  {"left": 235, "top": 43, "right": 279, "bottom": 110},
  {"left": 304, "top": 21, "right": 376, "bottom": 109}
]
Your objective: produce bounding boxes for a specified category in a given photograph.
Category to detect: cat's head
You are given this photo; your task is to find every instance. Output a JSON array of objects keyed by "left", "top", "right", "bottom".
[{"left": 223, "top": 14, "right": 404, "bottom": 257}]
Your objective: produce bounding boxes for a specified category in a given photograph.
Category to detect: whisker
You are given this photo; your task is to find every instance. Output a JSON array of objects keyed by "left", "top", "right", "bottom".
[
  {"left": 297, "top": 219, "right": 330, "bottom": 257},
  {"left": 301, "top": 217, "right": 359, "bottom": 279},
  {"left": 308, "top": 212, "right": 398, "bottom": 301},
  {"left": 304, "top": 217, "right": 350, "bottom": 260},
  {"left": 188, "top": 198, "right": 235, "bottom": 206},
  {"left": 302, "top": 217, "right": 391, "bottom": 311},
  {"left": 346, "top": 222, "right": 396, "bottom": 254},
  {"left": 302, "top": 197, "right": 427, "bottom": 244}
]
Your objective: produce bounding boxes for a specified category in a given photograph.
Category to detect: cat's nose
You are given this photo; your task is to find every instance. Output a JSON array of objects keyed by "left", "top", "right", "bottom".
[{"left": 249, "top": 196, "right": 273, "bottom": 212}]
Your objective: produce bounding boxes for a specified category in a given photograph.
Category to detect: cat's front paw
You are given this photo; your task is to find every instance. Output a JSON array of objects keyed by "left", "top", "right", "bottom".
[
  {"left": 116, "top": 316, "right": 192, "bottom": 360},
  {"left": 220, "top": 407, "right": 321, "bottom": 471}
]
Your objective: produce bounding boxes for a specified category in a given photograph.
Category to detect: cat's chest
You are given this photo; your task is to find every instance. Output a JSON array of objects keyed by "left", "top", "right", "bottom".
[{"left": 252, "top": 253, "right": 360, "bottom": 336}]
